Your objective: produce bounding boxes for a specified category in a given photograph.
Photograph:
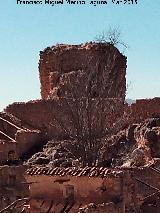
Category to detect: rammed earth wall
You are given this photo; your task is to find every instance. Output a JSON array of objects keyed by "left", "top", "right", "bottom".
[{"left": 39, "top": 43, "right": 127, "bottom": 101}]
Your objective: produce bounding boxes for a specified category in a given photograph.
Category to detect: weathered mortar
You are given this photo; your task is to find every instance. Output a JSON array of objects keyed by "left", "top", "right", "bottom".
[{"left": 39, "top": 42, "right": 127, "bottom": 101}]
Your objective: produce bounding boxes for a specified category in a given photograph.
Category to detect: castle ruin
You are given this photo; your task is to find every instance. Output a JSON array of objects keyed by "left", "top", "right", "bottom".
[{"left": 0, "top": 42, "right": 160, "bottom": 212}]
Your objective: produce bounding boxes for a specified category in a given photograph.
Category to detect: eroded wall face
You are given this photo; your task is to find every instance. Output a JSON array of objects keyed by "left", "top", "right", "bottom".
[
  {"left": 39, "top": 43, "right": 127, "bottom": 101},
  {"left": 126, "top": 98, "right": 160, "bottom": 124}
]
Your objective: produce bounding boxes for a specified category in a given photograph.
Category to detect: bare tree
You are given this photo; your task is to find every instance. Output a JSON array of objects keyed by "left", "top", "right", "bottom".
[
  {"left": 95, "top": 26, "right": 128, "bottom": 50},
  {"left": 49, "top": 53, "right": 128, "bottom": 167},
  {"left": 0, "top": 198, "right": 29, "bottom": 213}
]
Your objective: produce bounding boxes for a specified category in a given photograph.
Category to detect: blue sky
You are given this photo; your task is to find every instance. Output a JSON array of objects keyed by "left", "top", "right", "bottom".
[{"left": 0, "top": 0, "right": 160, "bottom": 110}]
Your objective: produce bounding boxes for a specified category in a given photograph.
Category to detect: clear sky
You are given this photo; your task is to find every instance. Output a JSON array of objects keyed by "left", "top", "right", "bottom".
[{"left": 0, "top": 0, "right": 160, "bottom": 110}]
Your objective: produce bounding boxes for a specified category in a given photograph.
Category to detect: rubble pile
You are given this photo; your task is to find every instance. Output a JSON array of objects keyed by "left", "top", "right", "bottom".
[
  {"left": 25, "top": 117, "right": 160, "bottom": 170},
  {"left": 101, "top": 117, "right": 160, "bottom": 168},
  {"left": 26, "top": 140, "right": 74, "bottom": 167}
]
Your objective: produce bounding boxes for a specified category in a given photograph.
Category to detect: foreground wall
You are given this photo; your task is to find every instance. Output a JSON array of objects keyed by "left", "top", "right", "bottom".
[{"left": 26, "top": 167, "right": 124, "bottom": 213}]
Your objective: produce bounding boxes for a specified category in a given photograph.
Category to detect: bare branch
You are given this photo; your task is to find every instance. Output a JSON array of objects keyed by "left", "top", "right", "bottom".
[
  {"left": 95, "top": 26, "right": 128, "bottom": 50},
  {"left": 0, "top": 198, "right": 29, "bottom": 213}
]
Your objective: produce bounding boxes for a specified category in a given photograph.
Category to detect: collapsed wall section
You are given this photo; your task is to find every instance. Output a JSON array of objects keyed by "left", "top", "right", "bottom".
[
  {"left": 0, "top": 112, "right": 42, "bottom": 161},
  {"left": 39, "top": 42, "right": 127, "bottom": 101}
]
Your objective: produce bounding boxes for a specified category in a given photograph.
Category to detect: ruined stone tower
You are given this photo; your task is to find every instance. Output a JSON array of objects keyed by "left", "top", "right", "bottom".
[
  {"left": 5, "top": 42, "right": 127, "bottom": 142},
  {"left": 39, "top": 42, "right": 127, "bottom": 101}
]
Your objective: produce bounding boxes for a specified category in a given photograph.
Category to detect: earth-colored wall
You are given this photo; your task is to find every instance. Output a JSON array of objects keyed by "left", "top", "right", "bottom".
[
  {"left": 27, "top": 174, "right": 123, "bottom": 213},
  {"left": 5, "top": 98, "right": 124, "bottom": 140},
  {"left": 126, "top": 97, "right": 160, "bottom": 124},
  {"left": 39, "top": 42, "right": 127, "bottom": 101}
]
